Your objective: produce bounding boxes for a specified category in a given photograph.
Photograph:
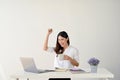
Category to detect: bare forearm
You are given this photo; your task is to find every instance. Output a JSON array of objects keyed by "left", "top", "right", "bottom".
[
  {"left": 69, "top": 58, "right": 79, "bottom": 66},
  {"left": 43, "top": 28, "right": 52, "bottom": 51},
  {"left": 64, "top": 55, "right": 79, "bottom": 67},
  {"left": 43, "top": 34, "right": 49, "bottom": 51}
]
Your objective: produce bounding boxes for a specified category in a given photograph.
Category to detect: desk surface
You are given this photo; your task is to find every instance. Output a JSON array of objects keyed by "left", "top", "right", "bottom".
[{"left": 11, "top": 68, "right": 114, "bottom": 79}]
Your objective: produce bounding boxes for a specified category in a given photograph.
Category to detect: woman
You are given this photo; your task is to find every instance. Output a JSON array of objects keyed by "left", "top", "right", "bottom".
[{"left": 43, "top": 28, "right": 79, "bottom": 69}]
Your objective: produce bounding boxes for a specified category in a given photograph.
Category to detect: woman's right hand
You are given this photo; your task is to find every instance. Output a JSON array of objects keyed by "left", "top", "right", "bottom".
[{"left": 47, "top": 28, "right": 53, "bottom": 35}]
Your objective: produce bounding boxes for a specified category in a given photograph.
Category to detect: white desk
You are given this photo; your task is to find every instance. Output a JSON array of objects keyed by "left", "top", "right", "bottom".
[{"left": 10, "top": 68, "right": 114, "bottom": 80}]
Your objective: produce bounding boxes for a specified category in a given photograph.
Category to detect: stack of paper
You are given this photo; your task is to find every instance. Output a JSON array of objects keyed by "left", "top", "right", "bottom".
[
  {"left": 55, "top": 68, "right": 68, "bottom": 72},
  {"left": 69, "top": 68, "right": 85, "bottom": 74}
]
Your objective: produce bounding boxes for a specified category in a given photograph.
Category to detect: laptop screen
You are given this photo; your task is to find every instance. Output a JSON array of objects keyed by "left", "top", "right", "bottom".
[{"left": 20, "top": 57, "right": 39, "bottom": 73}]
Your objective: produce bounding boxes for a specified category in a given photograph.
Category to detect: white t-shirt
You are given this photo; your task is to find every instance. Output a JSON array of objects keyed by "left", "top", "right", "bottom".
[{"left": 47, "top": 45, "right": 80, "bottom": 69}]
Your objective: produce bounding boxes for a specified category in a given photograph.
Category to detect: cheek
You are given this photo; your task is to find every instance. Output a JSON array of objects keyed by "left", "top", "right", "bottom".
[
  {"left": 63, "top": 40, "right": 67, "bottom": 44},
  {"left": 58, "top": 40, "right": 64, "bottom": 45},
  {"left": 61, "top": 40, "right": 66, "bottom": 43},
  {"left": 58, "top": 40, "right": 62, "bottom": 44}
]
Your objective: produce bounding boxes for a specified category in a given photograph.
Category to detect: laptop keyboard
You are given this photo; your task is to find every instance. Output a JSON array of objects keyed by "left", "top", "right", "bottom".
[{"left": 38, "top": 69, "right": 55, "bottom": 73}]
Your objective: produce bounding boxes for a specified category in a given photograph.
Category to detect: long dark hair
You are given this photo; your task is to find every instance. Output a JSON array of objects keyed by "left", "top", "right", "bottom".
[{"left": 54, "top": 31, "right": 70, "bottom": 54}]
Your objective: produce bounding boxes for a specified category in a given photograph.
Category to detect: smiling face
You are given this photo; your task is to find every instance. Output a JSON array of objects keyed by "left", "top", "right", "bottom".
[
  {"left": 55, "top": 31, "right": 70, "bottom": 54},
  {"left": 58, "top": 36, "right": 68, "bottom": 48}
]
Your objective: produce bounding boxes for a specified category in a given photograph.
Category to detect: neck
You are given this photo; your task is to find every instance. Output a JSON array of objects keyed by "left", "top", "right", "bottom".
[{"left": 64, "top": 44, "right": 69, "bottom": 49}]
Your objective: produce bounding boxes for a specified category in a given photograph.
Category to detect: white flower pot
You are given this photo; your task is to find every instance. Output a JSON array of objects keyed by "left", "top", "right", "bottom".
[{"left": 90, "top": 65, "right": 98, "bottom": 73}]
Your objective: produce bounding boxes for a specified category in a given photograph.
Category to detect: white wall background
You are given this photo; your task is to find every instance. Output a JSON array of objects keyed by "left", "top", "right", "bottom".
[{"left": 0, "top": 0, "right": 120, "bottom": 80}]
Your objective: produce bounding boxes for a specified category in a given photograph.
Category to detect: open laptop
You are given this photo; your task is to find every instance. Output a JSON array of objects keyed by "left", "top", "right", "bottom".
[{"left": 20, "top": 57, "right": 55, "bottom": 73}]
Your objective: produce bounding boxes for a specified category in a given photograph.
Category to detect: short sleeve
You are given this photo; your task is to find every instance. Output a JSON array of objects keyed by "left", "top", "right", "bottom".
[
  {"left": 47, "top": 47, "right": 55, "bottom": 53},
  {"left": 73, "top": 48, "right": 80, "bottom": 62}
]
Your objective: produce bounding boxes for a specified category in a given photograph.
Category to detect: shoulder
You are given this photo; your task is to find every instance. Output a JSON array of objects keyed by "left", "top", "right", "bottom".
[
  {"left": 47, "top": 47, "right": 55, "bottom": 52},
  {"left": 69, "top": 45, "right": 77, "bottom": 50},
  {"left": 68, "top": 45, "right": 79, "bottom": 52}
]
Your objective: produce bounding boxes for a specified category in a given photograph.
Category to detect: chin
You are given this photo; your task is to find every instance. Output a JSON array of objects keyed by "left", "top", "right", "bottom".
[{"left": 60, "top": 45, "right": 64, "bottom": 47}]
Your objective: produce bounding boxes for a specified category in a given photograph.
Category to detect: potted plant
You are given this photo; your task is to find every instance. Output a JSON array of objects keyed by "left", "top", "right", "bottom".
[{"left": 88, "top": 57, "right": 100, "bottom": 73}]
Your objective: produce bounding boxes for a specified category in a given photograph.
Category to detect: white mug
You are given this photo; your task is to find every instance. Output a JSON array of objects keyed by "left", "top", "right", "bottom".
[{"left": 58, "top": 54, "right": 64, "bottom": 60}]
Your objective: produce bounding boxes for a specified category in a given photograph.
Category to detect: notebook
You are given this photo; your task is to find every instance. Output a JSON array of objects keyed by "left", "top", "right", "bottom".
[
  {"left": 69, "top": 68, "right": 86, "bottom": 74},
  {"left": 20, "top": 57, "right": 55, "bottom": 73}
]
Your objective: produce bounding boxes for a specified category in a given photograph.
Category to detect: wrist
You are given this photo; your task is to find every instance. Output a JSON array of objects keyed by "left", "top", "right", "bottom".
[{"left": 46, "top": 33, "right": 50, "bottom": 37}]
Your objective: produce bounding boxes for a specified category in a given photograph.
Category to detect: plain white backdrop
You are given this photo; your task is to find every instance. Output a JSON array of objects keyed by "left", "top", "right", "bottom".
[{"left": 0, "top": 0, "right": 120, "bottom": 80}]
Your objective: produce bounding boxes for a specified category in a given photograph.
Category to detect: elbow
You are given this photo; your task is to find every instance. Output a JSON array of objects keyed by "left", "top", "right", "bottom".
[{"left": 43, "top": 47, "right": 48, "bottom": 51}]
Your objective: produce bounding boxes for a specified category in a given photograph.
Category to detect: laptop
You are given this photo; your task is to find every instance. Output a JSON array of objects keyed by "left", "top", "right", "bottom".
[{"left": 20, "top": 57, "right": 55, "bottom": 73}]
